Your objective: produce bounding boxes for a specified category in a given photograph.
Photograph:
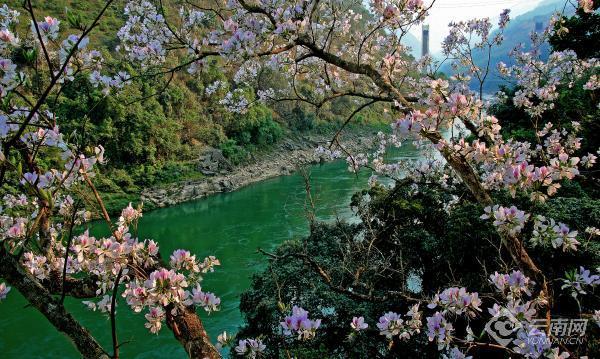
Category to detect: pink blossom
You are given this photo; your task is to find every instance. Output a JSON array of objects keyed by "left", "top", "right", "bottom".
[
  {"left": 383, "top": 5, "right": 397, "bottom": 19},
  {"left": 579, "top": 0, "right": 595, "bottom": 13},
  {"left": 350, "top": 316, "right": 368, "bottom": 331},
  {"left": 144, "top": 306, "right": 165, "bottom": 334},
  {"left": 234, "top": 338, "right": 266, "bottom": 358},
  {"left": 426, "top": 312, "right": 453, "bottom": 349},
  {"left": 170, "top": 249, "right": 199, "bottom": 272},
  {"left": 117, "top": 202, "right": 142, "bottom": 227},
  {"left": 489, "top": 270, "right": 532, "bottom": 298},
  {"left": 280, "top": 306, "right": 321, "bottom": 340},
  {"left": 428, "top": 287, "right": 482, "bottom": 317},
  {"left": 406, "top": 0, "right": 424, "bottom": 11},
  {"left": 187, "top": 286, "right": 220, "bottom": 312},
  {"left": 0, "top": 29, "right": 16, "bottom": 44}
]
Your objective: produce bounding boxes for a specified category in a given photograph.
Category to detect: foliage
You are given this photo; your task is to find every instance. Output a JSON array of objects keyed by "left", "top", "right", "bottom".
[
  {"left": 220, "top": 139, "right": 249, "bottom": 166},
  {"left": 238, "top": 181, "right": 600, "bottom": 357},
  {"left": 549, "top": 1, "right": 600, "bottom": 59}
]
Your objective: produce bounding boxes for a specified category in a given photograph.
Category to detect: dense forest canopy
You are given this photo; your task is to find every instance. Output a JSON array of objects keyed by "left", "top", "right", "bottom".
[{"left": 0, "top": 0, "right": 598, "bottom": 358}]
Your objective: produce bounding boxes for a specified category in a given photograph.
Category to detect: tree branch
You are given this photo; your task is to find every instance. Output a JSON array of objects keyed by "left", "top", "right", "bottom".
[
  {"left": 165, "top": 304, "right": 221, "bottom": 359},
  {"left": 0, "top": 250, "right": 108, "bottom": 358}
]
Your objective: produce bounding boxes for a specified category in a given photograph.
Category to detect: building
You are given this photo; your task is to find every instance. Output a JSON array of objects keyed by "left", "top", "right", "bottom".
[{"left": 422, "top": 24, "right": 430, "bottom": 57}]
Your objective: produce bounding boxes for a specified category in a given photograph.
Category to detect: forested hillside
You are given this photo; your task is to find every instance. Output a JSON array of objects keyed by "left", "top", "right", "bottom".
[{"left": 5, "top": 0, "right": 390, "bottom": 212}]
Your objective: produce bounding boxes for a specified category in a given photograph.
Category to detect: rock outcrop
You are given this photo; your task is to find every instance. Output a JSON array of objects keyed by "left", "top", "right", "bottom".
[
  {"left": 141, "top": 131, "right": 376, "bottom": 208},
  {"left": 197, "top": 148, "right": 233, "bottom": 175}
]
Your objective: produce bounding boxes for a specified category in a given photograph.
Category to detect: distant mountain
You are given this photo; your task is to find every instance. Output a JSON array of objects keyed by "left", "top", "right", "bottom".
[
  {"left": 402, "top": 31, "right": 421, "bottom": 59},
  {"left": 439, "top": 0, "right": 574, "bottom": 94}
]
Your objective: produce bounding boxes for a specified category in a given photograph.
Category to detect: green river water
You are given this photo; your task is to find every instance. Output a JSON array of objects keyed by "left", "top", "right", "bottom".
[{"left": 0, "top": 146, "right": 420, "bottom": 358}]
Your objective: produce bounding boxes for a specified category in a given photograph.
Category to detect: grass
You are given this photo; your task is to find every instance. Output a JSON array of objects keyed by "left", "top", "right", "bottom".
[{"left": 6, "top": 0, "right": 126, "bottom": 49}]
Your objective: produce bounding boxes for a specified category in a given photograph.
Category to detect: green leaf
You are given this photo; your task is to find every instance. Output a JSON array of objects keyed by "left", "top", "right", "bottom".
[{"left": 65, "top": 8, "right": 84, "bottom": 30}]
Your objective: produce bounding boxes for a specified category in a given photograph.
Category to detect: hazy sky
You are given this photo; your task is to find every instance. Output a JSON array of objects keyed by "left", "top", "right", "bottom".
[{"left": 410, "top": 0, "right": 547, "bottom": 54}]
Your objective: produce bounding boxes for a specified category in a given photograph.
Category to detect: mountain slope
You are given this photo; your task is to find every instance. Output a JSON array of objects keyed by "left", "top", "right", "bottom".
[{"left": 439, "top": 0, "right": 573, "bottom": 94}]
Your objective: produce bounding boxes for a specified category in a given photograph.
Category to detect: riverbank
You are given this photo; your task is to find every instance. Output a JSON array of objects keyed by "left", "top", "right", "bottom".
[{"left": 140, "top": 130, "right": 377, "bottom": 208}]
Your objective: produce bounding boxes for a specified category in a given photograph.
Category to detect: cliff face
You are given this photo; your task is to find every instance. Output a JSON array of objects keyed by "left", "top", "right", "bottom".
[{"left": 141, "top": 132, "right": 377, "bottom": 207}]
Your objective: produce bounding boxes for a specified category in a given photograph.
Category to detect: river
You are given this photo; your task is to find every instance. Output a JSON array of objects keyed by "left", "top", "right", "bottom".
[{"left": 0, "top": 146, "right": 421, "bottom": 358}]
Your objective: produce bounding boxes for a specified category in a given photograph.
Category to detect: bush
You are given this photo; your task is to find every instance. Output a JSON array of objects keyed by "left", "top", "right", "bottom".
[
  {"left": 220, "top": 139, "right": 249, "bottom": 165},
  {"left": 289, "top": 106, "right": 316, "bottom": 132},
  {"left": 228, "top": 105, "right": 283, "bottom": 148}
]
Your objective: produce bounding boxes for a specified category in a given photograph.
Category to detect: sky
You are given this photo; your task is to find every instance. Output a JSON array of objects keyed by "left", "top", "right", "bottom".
[{"left": 410, "top": 0, "right": 547, "bottom": 54}]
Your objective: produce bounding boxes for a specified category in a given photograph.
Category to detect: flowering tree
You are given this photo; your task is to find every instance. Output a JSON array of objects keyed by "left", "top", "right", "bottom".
[
  {"left": 150, "top": 0, "right": 596, "bottom": 357},
  {"left": 0, "top": 2, "right": 224, "bottom": 358},
  {"left": 0, "top": 0, "right": 599, "bottom": 358}
]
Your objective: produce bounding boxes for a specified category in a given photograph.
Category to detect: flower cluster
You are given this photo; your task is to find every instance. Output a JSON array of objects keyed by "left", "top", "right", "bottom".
[
  {"left": 481, "top": 205, "right": 529, "bottom": 235},
  {"left": 184, "top": 285, "right": 221, "bottom": 312},
  {"left": 89, "top": 70, "right": 131, "bottom": 95},
  {"left": 33, "top": 16, "right": 60, "bottom": 41},
  {"left": 489, "top": 270, "right": 533, "bottom": 298},
  {"left": 117, "top": 1, "right": 172, "bottom": 65},
  {"left": 512, "top": 326, "right": 551, "bottom": 357},
  {"left": 144, "top": 306, "right": 165, "bottom": 334},
  {"left": 170, "top": 249, "right": 199, "bottom": 272},
  {"left": 428, "top": 287, "right": 482, "bottom": 317},
  {"left": 484, "top": 271, "right": 571, "bottom": 357},
  {"left": 117, "top": 202, "right": 142, "bottom": 230},
  {"left": 83, "top": 295, "right": 113, "bottom": 313},
  {"left": 502, "top": 46, "right": 598, "bottom": 117},
  {"left": 315, "top": 145, "right": 342, "bottom": 161},
  {"left": 579, "top": 0, "right": 595, "bottom": 13},
  {"left": 280, "top": 306, "right": 322, "bottom": 340},
  {"left": 531, "top": 216, "right": 580, "bottom": 251},
  {"left": 426, "top": 312, "right": 454, "bottom": 350},
  {"left": 234, "top": 338, "right": 266, "bottom": 358},
  {"left": 350, "top": 316, "right": 368, "bottom": 332},
  {"left": 122, "top": 257, "right": 221, "bottom": 333},
  {"left": 47, "top": 207, "right": 222, "bottom": 335},
  {"left": 376, "top": 304, "right": 422, "bottom": 341},
  {"left": 561, "top": 266, "right": 600, "bottom": 297}
]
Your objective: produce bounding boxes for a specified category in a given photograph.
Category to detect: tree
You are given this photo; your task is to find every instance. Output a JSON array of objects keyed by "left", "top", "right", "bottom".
[
  {"left": 550, "top": 0, "right": 600, "bottom": 60},
  {"left": 239, "top": 182, "right": 600, "bottom": 357},
  {"left": 0, "top": 2, "right": 221, "bottom": 358}
]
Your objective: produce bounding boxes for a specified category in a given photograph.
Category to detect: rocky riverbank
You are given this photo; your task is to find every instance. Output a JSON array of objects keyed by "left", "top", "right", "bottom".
[{"left": 141, "top": 131, "right": 377, "bottom": 208}]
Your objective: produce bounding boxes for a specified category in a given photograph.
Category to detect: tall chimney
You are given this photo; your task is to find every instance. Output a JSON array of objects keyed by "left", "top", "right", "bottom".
[{"left": 422, "top": 24, "right": 430, "bottom": 57}]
